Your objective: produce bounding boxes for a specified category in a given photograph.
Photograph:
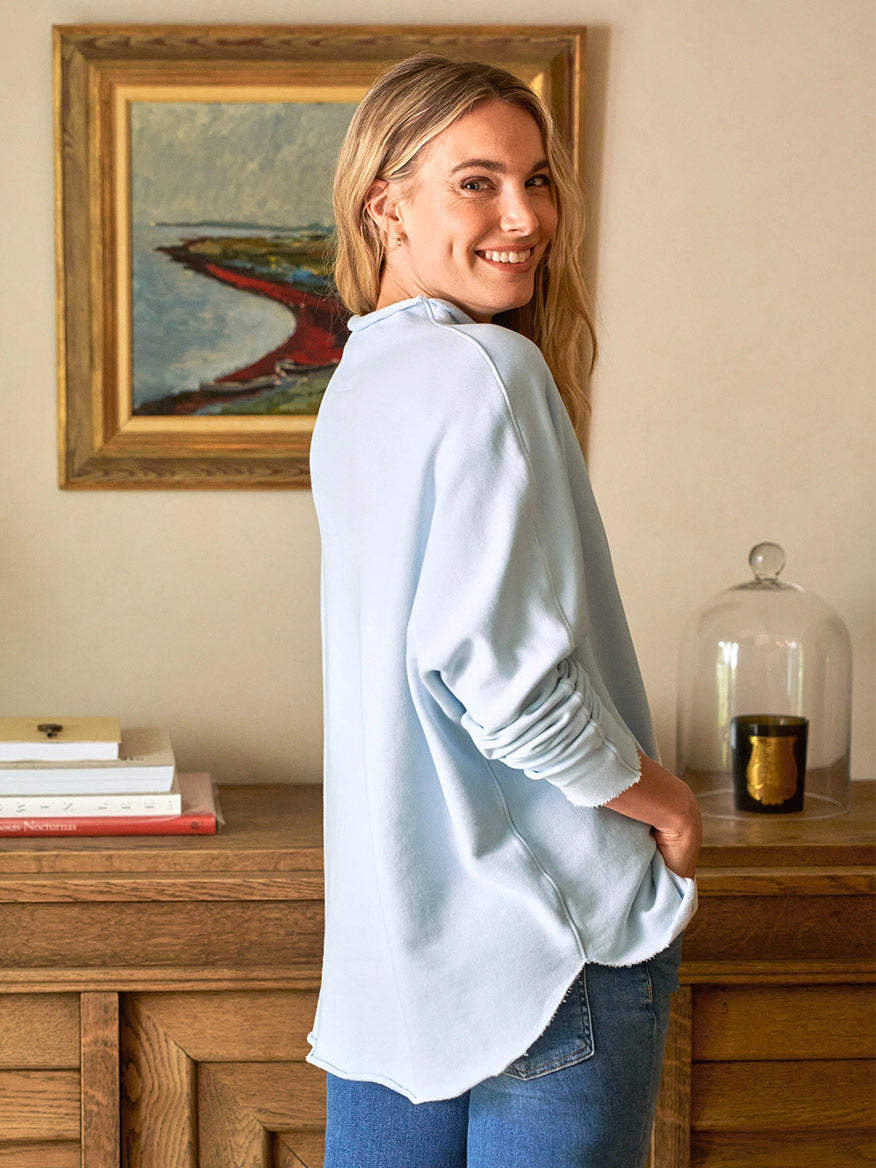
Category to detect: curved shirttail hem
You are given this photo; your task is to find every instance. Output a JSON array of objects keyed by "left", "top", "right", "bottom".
[
  {"left": 305, "top": 1045, "right": 428, "bottom": 1100},
  {"left": 304, "top": 888, "right": 696, "bottom": 1104},
  {"left": 303, "top": 952, "right": 588, "bottom": 1104}
]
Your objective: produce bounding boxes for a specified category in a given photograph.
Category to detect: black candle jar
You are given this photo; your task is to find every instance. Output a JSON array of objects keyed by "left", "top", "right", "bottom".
[{"left": 730, "top": 714, "right": 808, "bottom": 813}]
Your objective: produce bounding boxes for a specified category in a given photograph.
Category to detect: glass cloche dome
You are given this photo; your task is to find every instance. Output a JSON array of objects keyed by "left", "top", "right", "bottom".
[{"left": 677, "top": 543, "right": 852, "bottom": 818}]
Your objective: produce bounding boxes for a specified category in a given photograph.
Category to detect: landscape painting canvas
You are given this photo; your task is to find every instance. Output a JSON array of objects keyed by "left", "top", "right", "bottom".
[{"left": 130, "top": 101, "right": 357, "bottom": 417}]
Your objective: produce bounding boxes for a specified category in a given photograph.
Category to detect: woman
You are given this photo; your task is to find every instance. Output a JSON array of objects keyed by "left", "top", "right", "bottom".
[{"left": 308, "top": 54, "right": 701, "bottom": 1168}]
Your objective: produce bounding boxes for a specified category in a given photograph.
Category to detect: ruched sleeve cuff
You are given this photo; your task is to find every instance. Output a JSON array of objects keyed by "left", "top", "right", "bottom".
[{"left": 460, "top": 657, "right": 643, "bottom": 807}]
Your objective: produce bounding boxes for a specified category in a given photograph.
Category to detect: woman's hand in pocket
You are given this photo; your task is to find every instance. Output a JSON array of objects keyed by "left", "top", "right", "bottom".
[
  {"left": 652, "top": 806, "right": 702, "bottom": 879},
  {"left": 604, "top": 753, "right": 702, "bottom": 878}
]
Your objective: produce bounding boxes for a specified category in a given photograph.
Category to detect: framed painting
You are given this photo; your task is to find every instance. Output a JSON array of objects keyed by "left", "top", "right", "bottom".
[{"left": 54, "top": 25, "right": 586, "bottom": 488}]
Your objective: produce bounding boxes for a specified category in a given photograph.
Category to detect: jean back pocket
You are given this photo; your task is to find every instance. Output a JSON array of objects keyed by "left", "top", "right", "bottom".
[{"left": 502, "top": 966, "right": 594, "bottom": 1080}]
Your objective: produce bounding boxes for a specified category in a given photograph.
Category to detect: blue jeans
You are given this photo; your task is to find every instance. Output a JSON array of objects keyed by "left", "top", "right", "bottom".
[{"left": 323, "top": 932, "right": 683, "bottom": 1168}]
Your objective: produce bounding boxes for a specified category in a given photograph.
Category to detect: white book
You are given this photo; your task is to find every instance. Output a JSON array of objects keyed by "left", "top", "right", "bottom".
[
  {"left": 0, "top": 728, "right": 175, "bottom": 795},
  {"left": 0, "top": 716, "right": 121, "bottom": 762},
  {"left": 0, "top": 772, "right": 182, "bottom": 817}
]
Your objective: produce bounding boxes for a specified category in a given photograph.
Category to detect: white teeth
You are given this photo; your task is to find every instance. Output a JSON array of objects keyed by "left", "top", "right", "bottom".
[{"left": 482, "top": 249, "right": 531, "bottom": 264}]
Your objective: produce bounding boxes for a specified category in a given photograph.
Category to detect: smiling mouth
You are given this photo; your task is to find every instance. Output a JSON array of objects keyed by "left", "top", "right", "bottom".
[{"left": 479, "top": 248, "right": 533, "bottom": 265}]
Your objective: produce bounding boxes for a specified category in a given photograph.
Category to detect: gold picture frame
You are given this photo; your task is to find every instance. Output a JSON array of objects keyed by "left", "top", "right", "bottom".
[{"left": 54, "top": 25, "right": 586, "bottom": 489}]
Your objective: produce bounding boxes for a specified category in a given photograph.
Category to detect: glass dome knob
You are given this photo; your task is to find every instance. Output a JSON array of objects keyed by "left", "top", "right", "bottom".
[{"left": 749, "top": 541, "right": 785, "bottom": 581}]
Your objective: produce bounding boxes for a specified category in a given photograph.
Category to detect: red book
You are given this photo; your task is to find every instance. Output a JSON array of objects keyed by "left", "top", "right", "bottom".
[{"left": 0, "top": 773, "right": 222, "bottom": 837}]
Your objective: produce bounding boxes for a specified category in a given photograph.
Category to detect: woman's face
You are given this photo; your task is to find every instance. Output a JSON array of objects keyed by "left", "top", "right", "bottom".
[{"left": 373, "top": 100, "right": 558, "bottom": 323}]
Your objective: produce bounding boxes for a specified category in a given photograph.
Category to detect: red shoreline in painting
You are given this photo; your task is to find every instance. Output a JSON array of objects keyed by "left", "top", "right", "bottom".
[
  {"left": 200, "top": 261, "right": 347, "bottom": 381},
  {"left": 133, "top": 248, "right": 348, "bottom": 416}
]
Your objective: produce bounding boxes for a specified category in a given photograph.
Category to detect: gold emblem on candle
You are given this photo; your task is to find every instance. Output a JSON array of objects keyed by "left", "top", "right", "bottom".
[{"left": 746, "top": 734, "right": 800, "bottom": 805}]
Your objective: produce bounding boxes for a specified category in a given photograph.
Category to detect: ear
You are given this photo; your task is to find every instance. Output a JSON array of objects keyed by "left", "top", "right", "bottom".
[{"left": 364, "top": 179, "right": 404, "bottom": 241}]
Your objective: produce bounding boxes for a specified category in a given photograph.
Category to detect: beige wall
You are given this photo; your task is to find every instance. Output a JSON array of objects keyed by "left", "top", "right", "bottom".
[{"left": 1, "top": 0, "right": 873, "bottom": 784}]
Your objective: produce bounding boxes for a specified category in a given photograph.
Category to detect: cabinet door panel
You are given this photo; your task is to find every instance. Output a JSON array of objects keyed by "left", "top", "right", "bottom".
[
  {"left": 0, "top": 999, "right": 81, "bottom": 1165},
  {"left": 121, "top": 991, "right": 325, "bottom": 1168}
]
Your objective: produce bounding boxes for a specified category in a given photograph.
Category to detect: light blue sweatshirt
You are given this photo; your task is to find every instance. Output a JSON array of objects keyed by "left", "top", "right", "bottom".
[{"left": 307, "top": 296, "right": 697, "bottom": 1103}]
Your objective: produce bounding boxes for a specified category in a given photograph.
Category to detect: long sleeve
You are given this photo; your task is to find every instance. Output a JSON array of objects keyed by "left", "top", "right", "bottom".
[{"left": 407, "top": 325, "right": 643, "bottom": 808}]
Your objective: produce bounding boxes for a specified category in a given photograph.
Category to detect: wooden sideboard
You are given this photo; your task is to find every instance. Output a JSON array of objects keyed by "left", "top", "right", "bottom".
[
  {"left": 0, "top": 785, "right": 326, "bottom": 1168},
  {"left": 0, "top": 782, "right": 873, "bottom": 1168},
  {"left": 651, "top": 781, "right": 875, "bottom": 1168}
]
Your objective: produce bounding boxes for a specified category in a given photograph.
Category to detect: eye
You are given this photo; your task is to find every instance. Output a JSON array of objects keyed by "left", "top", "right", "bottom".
[
  {"left": 460, "top": 177, "right": 492, "bottom": 192},
  {"left": 526, "top": 172, "right": 553, "bottom": 189}
]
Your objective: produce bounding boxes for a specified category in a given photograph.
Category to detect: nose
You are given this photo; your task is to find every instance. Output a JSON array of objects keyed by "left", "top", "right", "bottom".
[{"left": 499, "top": 185, "right": 541, "bottom": 236}]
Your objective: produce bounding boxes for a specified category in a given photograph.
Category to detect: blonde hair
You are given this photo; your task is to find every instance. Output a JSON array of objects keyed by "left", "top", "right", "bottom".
[{"left": 332, "top": 54, "right": 595, "bottom": 426}]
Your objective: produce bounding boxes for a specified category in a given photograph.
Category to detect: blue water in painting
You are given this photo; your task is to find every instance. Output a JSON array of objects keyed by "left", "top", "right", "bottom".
[{"left": 131, "top": 224, "right": 296, "bottom": 408}]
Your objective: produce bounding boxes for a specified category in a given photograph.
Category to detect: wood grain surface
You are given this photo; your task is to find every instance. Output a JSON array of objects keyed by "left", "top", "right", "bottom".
[
  {"left": 0, "top": 780, "right": 870, "bottom": 1167},
  {"left": 81, "top": 992, "right": 119, "bottom": 1168}
]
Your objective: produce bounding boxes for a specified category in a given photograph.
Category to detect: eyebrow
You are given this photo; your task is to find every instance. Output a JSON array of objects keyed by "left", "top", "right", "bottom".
[{"left": 449, "top": 157, "right": 550, "bottom": 176}]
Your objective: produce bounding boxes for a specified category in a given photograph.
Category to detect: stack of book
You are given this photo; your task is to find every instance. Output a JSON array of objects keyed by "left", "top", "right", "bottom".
[{"left": 0, "top": 717, "right": 222, "bottom": 837}]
